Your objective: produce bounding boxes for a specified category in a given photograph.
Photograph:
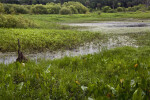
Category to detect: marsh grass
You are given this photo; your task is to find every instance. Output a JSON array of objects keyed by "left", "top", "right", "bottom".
[
  {"left": 1, "top": 11, "right": 150, "bottom": 99},
  {"left": 21, "top": 12, "right": 150, "bottom": 26},
  {"left": 0, "top": 47, "right": 150, "bottom": 99},
  {"left": 0, "top": 28, "right": 105, "bottom": 52},
  {"left": 125, "top": 32, "right": 150, "bottom": 47}
]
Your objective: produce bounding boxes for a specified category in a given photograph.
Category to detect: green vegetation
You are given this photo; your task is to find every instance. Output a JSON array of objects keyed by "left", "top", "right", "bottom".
[
  {"left": 22, "top": 12, "right": 150, "bottom": 25},
  {"left": 0, "top": 1, "right": 150, "bottom": 99},
  {"left": 1, "top": 2, "right": 88, "bottom": 15},
  {"left": 0, "top": 28, "right": 104, "bottom": 52},
  {"left": 1, "top": 0, "right": 149, "bottom": 11},
  {"left": 0, "top": 15, "right": 36, "bottom": 28},
  {"left": 0, "top": 47, "right": 150, "bottom": 99},
  {"left": 0, "top": 3, "right": 4, "bottom": 14},
  {"left": 59, "top": 7, "right": 72, "bottom": 15},
  {"left": 126, "top": 32, "right": 150, "bottom": 47}
]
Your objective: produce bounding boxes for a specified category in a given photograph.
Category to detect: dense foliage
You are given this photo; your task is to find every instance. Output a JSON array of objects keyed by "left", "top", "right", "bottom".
[
  {"left": 0, "top": 15, "right": 37, "bottom": 28},
  {"left": 0, "top": 2, "right": 88, "bottom": 14},
  {"left": 0, "top": 28, "right": 103, "bottom": 52},
  {"left": 0, "top": 47, "right": 150, "bottom": 99},
  {"left": 0, "top": 0, "right": 150, "bottom": 9}
]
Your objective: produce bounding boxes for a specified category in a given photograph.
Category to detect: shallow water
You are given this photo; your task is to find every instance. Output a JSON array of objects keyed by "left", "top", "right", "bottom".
[
  {"left": 67, "top": 21, "right": 150, "bottom": 33},
  {"left": 0, "top": 36, "right": 137, "bottom": 64}
]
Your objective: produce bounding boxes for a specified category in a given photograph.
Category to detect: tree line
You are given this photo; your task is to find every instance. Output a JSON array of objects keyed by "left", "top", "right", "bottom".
[{"left": 0, "top": 0, "right": 149, "bottom": 9}]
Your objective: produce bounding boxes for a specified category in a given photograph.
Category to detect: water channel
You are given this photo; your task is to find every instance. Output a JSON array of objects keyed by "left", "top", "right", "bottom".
[{"left": 1, "top": 21, "right": 150, "bottom": 64}]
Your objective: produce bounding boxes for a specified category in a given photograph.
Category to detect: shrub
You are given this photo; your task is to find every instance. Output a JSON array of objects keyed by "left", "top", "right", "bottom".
[
  {"left": 46, "top": 3, "right": 61, "bottom": 14},
  {"left": 3, "top": 4, "right": 13, "bottom": 14},
  {"left": 0, "top": 3, "right": 4, "bottom": 14},
  {"left": 127, "top": 7, "right": 135, "bottom": 12},
  {"left": 96, "top": 11, "right": 101, "bottom": 15},
  {"left": 0, "top": 15, "right": 37, "bottom": 28},
  {"left": 32, "top": 5, "right": 47, "bottom": 14},
  {"left": 117, "top": 7, "right": 124, "bottom": 12},
  {"left": 133, "top": 4, "right": 146, "bottom": 11},
  {"left": 63, "top": 1, "right": 88, "bottom": 14},
  {"left": 13, "top": 5, "right": 29, "bottom": 14},
  {"left": 3, "top": 4, "right": 29, "bottom": 14},
  {"left": 102, "top": 6, "right": 111, "bottom": 13},
  {"left": 59, "top": 7, "right": 72, "bottom": 15},
  {"left": 68, "top": 5, "right": 78, "bottom": 14},
  {"left": 127, "top": 5, "right": 147, "bottom": 12}
]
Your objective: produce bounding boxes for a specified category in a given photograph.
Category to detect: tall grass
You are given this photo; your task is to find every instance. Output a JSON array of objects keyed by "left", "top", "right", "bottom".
[
  {"left": 0, "top": 28, "right": 104, "bottom": 52},
  {"left": 0, "top": 47, "right": 150, "bottom": 99}
]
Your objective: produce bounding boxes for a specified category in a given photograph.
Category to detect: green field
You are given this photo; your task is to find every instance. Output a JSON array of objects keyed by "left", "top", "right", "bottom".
[{"left": 1, "top": 11, "right": 150, "bottom": 99}]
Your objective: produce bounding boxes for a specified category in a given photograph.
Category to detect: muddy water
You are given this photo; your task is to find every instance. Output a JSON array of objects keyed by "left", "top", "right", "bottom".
[
  {"left": 2, "top": 21, "right": 147, "bottom": 64},
  {"left": 67, "top": 21, "right": 150, "bottom": 33},
  {"left": 0, "top": 36, "right": 137, "bottom": 64}
]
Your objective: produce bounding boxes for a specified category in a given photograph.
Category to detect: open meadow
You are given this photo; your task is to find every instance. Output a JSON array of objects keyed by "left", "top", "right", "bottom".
[{"left": 0, "top": 2, "right": 150, "bottom": 99}]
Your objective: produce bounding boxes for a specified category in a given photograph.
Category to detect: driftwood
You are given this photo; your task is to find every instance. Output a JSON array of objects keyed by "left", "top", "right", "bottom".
[{"left": 16, "top": 39, "right": 27, "bottom": 62}]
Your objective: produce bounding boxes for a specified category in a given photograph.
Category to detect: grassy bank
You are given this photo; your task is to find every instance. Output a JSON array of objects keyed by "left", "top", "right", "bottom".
[
  {"left": 0, "top": 28, "right": 104, "bottom": 52},
  {"left": 0, "top": 47, "right": 150, "bottom": 99},
  {"left": 21, "top": 11, "right": 150, "bottom": 26}
]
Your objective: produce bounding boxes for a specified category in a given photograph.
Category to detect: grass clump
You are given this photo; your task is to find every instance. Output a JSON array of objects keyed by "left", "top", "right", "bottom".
[
  {"left": 0, "top": 15, "right": 37, "bottom": 28},
  {"left": 126, "top": 32, "right": 150, "bottom": 47},
  {"left": 0, "top": 28, "right": 104, "bottom": 52},
  {"left": 59, "top": 7, "right": 72, "bottom": 15},
  {"left": 0, "top": 47, "right": 150, "bottom": 99}
]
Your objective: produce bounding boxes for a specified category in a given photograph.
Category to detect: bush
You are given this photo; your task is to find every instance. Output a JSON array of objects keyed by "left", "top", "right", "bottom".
[
  {"left": 63, "top": 1, "right": 88, "bottom": 14},
  {"left": 59, "top": 7, "right": 72, "bottom": 15},
  {"left": 133, "top": 4, "right": 146, "bottom": 11},
  {"left": 13, "top": 5, "right": 29, "bottom": 14},
  {"left": 117, "top": 7, "right": 124, "bottom": 12},
  {"left": 127, "top": 7, "right": 135, "bottom": 12},
  {"left": 46, "top": 3, "right": 61, "bottom": 14},
  {"left": 96, "top": 11, "right": 101, "bottom": 15},
  {"left": 0, "top": 3, "right": 4, "bottom": 14},
  {"left": 0, "top": 15, "right": 37, "bottom": 28},
  {"left": 3, "top": 4, "right": 29, "bottom": 14},
  {"left": 68, "top": 5, "right": 78, "bottom": 14},
  {"left": 127, "top": 5, "right": 147, "bottom": 12},
  {"left": 3, "top": 4, "right": 13, "bottom": 14},
  {"left": 102, "top": 6, "right": 111, "bottom": 13},
  {"left": 32, "top": 5, "right": 47, "bottom": 14}
]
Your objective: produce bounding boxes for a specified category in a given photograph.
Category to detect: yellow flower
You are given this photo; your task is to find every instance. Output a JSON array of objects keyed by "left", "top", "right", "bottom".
[
  {"left": 75, "top": 81, "right": 80, "bottom": 85},
  {"left": 134, "top": 64, "right": 138, "bottom": 68},
  {"left": 120, "top": 79, "right": 124, "bottom": 83}
]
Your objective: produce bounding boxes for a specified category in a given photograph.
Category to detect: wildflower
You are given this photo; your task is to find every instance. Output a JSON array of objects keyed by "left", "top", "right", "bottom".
[
  {"left": 120, "top": 79, "right": 124, "bottom": 83},
  {"left": 22, "top": 63, "right": 25, "bottom": 66},
  {"left": 81, "top": 86, "right": 88, "bottom": 91},
  {"left": 75, "top": 81, "right": 80, "bottom": 85},
  {"left": 134, "top": 64, "right": 138, "bottom": 68}
]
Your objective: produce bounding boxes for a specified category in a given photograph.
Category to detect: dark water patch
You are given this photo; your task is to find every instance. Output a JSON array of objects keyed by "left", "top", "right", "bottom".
[
  {"left": 0, "top": 36, "right": 137, "bottom": 64},
  {"left": 67, "top": 21, "right": 150, "bottom": 33}
]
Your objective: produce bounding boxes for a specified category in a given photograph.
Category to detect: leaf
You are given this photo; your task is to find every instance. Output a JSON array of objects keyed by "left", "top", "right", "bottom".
[{"left": 132, "top": 88, "right": 145, "bottom": 100}]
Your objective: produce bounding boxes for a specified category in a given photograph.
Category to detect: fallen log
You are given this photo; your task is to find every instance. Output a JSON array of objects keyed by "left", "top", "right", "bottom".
[{"left": 16, "top": 39, "right": 27, "bottom": 62}]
